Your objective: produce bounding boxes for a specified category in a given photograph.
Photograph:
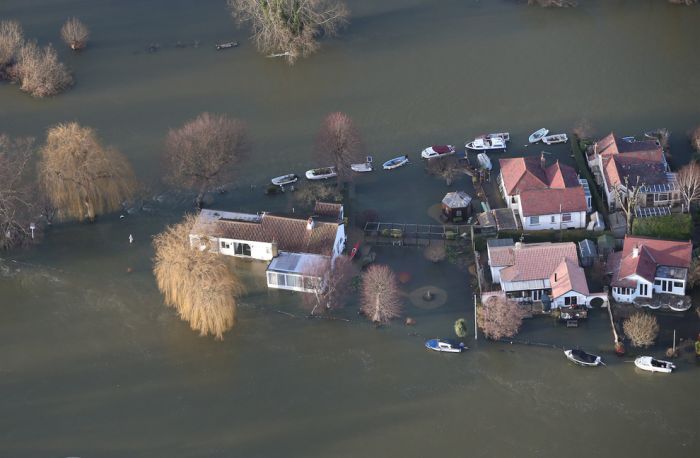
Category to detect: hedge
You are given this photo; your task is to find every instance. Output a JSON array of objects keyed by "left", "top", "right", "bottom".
[{"left": 631, "top": 213, "right": 692, "bottom": 241}]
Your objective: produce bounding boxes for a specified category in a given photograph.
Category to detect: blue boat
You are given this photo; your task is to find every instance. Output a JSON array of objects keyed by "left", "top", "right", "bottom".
[
  {"left": 425, "top": 338, "right": 466, "bottom": 353},
  {"left": 383, "top": 155, "right": 409, "bottom": 170}
]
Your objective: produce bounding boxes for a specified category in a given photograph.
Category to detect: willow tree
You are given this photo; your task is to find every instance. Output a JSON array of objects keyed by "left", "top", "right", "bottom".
[
  {"left": 227, "top": 0, "right": 349, "bottom": 64},
  {"left": 38, "top": 123, "right": 136, "bottom": 222},
  {"left": 316, "top": 112, "right": 364, "bottom": 182},
  {"left": 361, "top": 264, "right": 402, "bottom": 324},
  {"left": 164, "top": 112, "right": 249, "bottom": 207},
  {"left": 153, "top": 215, "right": 244, "bottom": 340}
]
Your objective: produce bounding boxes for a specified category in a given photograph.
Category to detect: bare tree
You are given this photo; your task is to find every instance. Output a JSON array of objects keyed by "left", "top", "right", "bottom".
[
  {"left": 294, "top": 183, "right": 342, "bottom": 208},
  {"left": 153, "top": 215, "right": 244, "bottom": 340},
  {"left": 0, "top": 135, "right": 39, "bottom": 250},
  {"left": 477, "top": 295, "right": 527, "bottom": 340},
  {"left": 691, "top": 125, "right": 700, "bottom": 152},
  {"left": 303, "top": 255, "right": 354, "bottom": 315},
  {"left": 316, "top": 112, "right": 364, "bottom": 182},
  {"left": 528, "top": 0, "right": 578, "bottom": 6},
  {"left": 360, "top": 264, "right": 402, "bottom": 324},
  {"left": 38, "top": 122, "right": 137, "bottom": 222},
  {"left": 677, "top": 162, "right": 700, "bottom": 212},
  {"left": 15, "top": 41, "right": 72, "bottom": 97},
  {"left": 612, "top": 176, "right": 644, "bottom": 234},
  {"left": 424, "top": 243, "right": 446, "bottom": 263},
  {"left": 227, "top": 0, "right": 349, "bottom": 64},
  {"left": 623, "top": 312, "right": 659, "bottom": 348},
  {"left": 60, "top": 17, "right": 89, "bottom": 50},
  {"left": 0, "top": 20, "right": 23, "bottom": 70},
  {"left": 425, "top": 155, "right": 462, "bottom": 186},
  {"left": 165, "top": 113, "right": 249, "bottom": 207},
  {"left": 688, "top": 256, "right": 700, "bottom": 289}
]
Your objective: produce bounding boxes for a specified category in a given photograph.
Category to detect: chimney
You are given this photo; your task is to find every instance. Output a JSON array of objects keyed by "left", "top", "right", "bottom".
[
  {"left": 632, "top": 244, "right": 639, "bottom": 258},
  {"left": 540, "top": 152, "right": 546, "bottom": 170},
  {"left": 306, "top": 217, "right": 315, "bottom": 231}
]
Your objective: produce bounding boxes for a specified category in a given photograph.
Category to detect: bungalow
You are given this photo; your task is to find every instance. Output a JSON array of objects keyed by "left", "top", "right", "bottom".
[
  {"left": 588, "top": 133, "right": 680, "bottom": 210},
  {"left": 190, "top": 202, "right": 346, "bottom": 293},
  {"left": 487, "top": 240, "right": 606, "bottom": 308},
  {"left": 498, "top": 154, "right": 588, "bottom": 230},
  {"left": 607, "top": 235, "right": 692, "bottom": 303}
]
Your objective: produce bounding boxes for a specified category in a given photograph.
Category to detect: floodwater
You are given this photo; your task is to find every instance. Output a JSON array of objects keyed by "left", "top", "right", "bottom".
[{"left": 1, "top": 1, "right": 700, "bottom": 456}]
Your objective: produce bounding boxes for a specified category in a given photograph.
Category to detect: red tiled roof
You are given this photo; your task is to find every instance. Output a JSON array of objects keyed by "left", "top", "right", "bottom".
[
  {"left": 519, "top": 187, "right": 587, "bottom": 217},
  {"left": 610, "top": 236, "right": 692, "bottom": 287},
  {"left": 499, "top": 242, "right": 579, "bottom": 282},
  {"left": 595, "top": 132, "right": 662, "bottom": 158},
  {"left": 550, "top": 258, "right": 590, "bottom": 299},
  {"left": 313, "top": 202, "right": 343, "bottom": 221},
  {"left": 621, "top": 236, "right": 691, "bottom": 269},
  {"left": 594, "top": 133, "right": 666, "bottom": 190},
  {"left": 499, "top": 156, "right": 579, "bottom": 195},
  {"left": 488, "top": 246, "right": 515, "bottom": 267}
]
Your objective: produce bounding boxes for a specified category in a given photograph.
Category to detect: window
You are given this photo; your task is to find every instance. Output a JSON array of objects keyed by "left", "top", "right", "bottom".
[
  {"left": 551, "top": 216, "right": 556, "bottom": 223},
  {"left": 655, "top": 193, "right": 669, "bottom": 202},
  {"left": 221, "top": 241, "right": 231, "bottom": 249},
  {"left": 639, "top": 283, "right": 647, "bottom": 296},
  {"left": 564, "top": 296, "right": 577, "bottom": 305},
  {"left": 530, "top": 216, "right": 539, "bottom": 225},
  {"left": 562, "top": 213, "right": 572, "bottom": 222},
  {"left": 234, "top": 242, "right": 252, "bottom": 256},
  {"left": 654, "top": 280, "right": 661, "bottom": 286},
  {"left": 674, "top": 281, "right": 683, "bottom": 288},
  {"left": 512, "top": 197, "right": 517, "bottom": 204}
]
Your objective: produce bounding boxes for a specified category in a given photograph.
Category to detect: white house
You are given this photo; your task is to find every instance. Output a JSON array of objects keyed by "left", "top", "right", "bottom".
[
  {"left": 517, "top": 187, "right": 587, "bottom": 230},
  {"left": 607, "top": 235, "right": 692, "bottom": 303},
  {"left": 190, "top": 203, "right": 346, "bottom": 293}
]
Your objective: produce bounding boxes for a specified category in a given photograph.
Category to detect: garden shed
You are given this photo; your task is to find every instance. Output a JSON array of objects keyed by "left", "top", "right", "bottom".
[
  {"left": 441, "top": 191, "right": 473, "bottom": 222},
  {"left": 578, "top": 239, "right": 597, "bottom": 267}
]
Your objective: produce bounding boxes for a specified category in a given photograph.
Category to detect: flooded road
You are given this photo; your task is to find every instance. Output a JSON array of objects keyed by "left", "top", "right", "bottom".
[{"left": 1, "top": 1, "right": 700, "bottom": 456}]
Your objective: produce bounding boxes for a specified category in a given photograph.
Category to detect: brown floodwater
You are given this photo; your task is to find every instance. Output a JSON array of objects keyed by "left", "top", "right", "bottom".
[{"left": 1, "top": 1, "right": 700, "bottom": 457}]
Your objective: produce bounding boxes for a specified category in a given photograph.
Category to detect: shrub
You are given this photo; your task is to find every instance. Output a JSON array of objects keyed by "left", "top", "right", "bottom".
[
  {"left": 424, "top": 244, "right": 446, "bottom": 263},
  {"left": 623, "top": 312, "right": 659, "bottom": 348},
  {"left": 60, "top": 17, "right": 89, "bottom": 50},
  {"left": 631, "top": 213, "right": 692, "bottom": 240},
  {"left": 0, "top": 20, "right": 24, "bottom": 69},
  {"left": 15, "top": 41, "right": 72, "bottom": 97}
]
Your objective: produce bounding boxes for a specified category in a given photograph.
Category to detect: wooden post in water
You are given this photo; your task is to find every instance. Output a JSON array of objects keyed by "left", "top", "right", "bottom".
[
  {"left": 673, "top": 329, "right": 676, "bottom": 355},
  {"left": 474, "top": 294, "right": 478, "bottom": 340}
]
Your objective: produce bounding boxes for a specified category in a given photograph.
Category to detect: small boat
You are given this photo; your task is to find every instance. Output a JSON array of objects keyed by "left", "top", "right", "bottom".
[
  {"left": 270, "top": 173, "right": 298, "bottom": 186},
  {"left": 215, "top": 41, "right": 239, "bottom": 50},
  {"left": 383, "top": 155, "right": 409, "bottom": 170},
  {"left": 564, "top": 349, "right": 603, "bottom": 367},
  {"left": 465, "top": 136, "right": 507, "bottom": 151},
  {"left": 528, "top": 128, "right": 549, "bottom": 143},
  {"left": 482, "top": 132, "right": 510, "bottom": 142},
  {"left": 305, "top": 167, "right": 337, "bottom": 180},
  {"left": 421, "top": 145, "right": 456, "bottom": 159},
  {"left": 351, "top": 156, "right": 373, "bottom": 172},
  {"left": 477, "top": 152, "right": 492, "bottom": 170},
  {"left": 634, "top": 356, "right": 675, "bottom": 373},
  {"left": 542, "top": 133, "right": 568, "bottom": 145},
  {"left": 621, "top": 136, "right": 636, "bottom": 143},
  {"left": 349, "top": 241, "right": 360, "bottom": 260},
  {"left": 425, "top": 338, "right": 466, "bottom": 353}
]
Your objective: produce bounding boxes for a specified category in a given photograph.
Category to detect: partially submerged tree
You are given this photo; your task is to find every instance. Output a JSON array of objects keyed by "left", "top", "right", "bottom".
[
  {"left": 426, "top": 155, "right": 462, "bottom": 186},
  {"left": 572, "top": 118, "right": 593, "bottom": 140},
  {"left": 0, "top": 20, "right": 23, "bottom": 71},
  {"left": 623, "top": 312, "right": 659, "bottom": 348},
  {"left": 677, "top": 161, "right": 700, "bottom": 211},
  {"left": 691, "top": 125, "right": 700, "bottom": 152},
  {"left": 153, "top": 215, "right": 244, "bottom": 340},
  {"left": 61, "top": 17, "right": 89, "bottom": 51},
  {"left": 38, "top": 123, "right": 137, "bottom": 222},
  {"left": 477, "top": 295, "right": 527, "bottom": 340},
  {"left": 0, "top": 135, "right": 38, "bottom": 250},
  {"left": 165, "top": 112, "right": 249, "bottom": 207},
  {"left": 304, "top": 255, "right": 354, "bottom": 315},
  {"left": 316, "top": 112, "right": 364, "bottom": 182},
  {"left": 294, "top": 182, "right": 342, "bottom": 208},
  {"left": 424, "top": 243, "right": 446, "bottom": 263},
  {"left": 612, "top": 176, "right": 644, "bottom": 234},
  {"left": 454, "top": 318, "right": 468, "bottom": 338},
  {"left": 15, "top": 41, "right": 72, "bottom": 97},
  {"left": 360, "top": 264, "right": 402, "bottom": 324},
  {"left": 227, "top": 0, "right": 349, "bottom": 64}
]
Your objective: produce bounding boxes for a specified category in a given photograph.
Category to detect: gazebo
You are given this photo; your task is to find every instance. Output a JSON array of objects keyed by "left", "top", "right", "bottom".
[{"left": 441, "top": 191, "right": 473, "bottom": 222}]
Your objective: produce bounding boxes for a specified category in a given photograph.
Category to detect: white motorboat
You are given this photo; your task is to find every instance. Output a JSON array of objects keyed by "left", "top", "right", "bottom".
[
  {"left": 351, "top": 155, "right": 373, "bottom": 172},
  {"left": 465, "top": 136, "right": 507, "bottom": 151},
  {"left": 634, "top": 356, "right": 675, "bottom": 373},
  {"left": 528, "top": 128, "right": 549, "bottom": 143},
  {"left": 425, "top": 338, "right": 466, "bottom": 353},
  {"left": 383, "top": 155, "right": 409, "bottom": 170},
  {"left": 542, "top": 133, "right": 568, "bottom": 145},
  {"left": 483, "top": 132, "right": 510, "bottom": 142},
  {"left": 477, "top": 152, "right": 492, "bottom": 170},
  {"left": 305, "top": 166, "right": 337, "bottom": 180},
  {"left": 421, "top": 145, "right": 456, "bottom": 159},
  {"left": 564, "top": 349, "right": 603, "bottom": 367},
  {"left": 270, "top": 173, "right": 299, "bottom": 186}
]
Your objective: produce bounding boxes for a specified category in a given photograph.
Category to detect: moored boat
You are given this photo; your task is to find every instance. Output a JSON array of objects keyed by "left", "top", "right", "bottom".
[
  {"left": 270, "top": 173, "right": 298, "bottom": 186},
  {"left": 465, "top": 136, "right": 507, "bottom": 151},
  {"left": 383, "top": 155, "right": 409, "bottom": 170},
  {"left": 564, "top": 349, "right": 603, "bottom": 367},
  {"left": 477, "top": 152, "right": 492, "bottom": 170},
  {"left": 421, "top": 145, "right": 456, "bottom": 159},
  {"left": 305, "top": 166, "right": 337, "bottom": 180},
  {"left": 634, "top": 356, "right": 675, "bottom": 373},
  {"left": 351, "top": 156, "right": 374, "bottom": 172},
  {"left": 483, "top": 132, "right": 510, "bottom": 142},
  {"left": 528, "top": 128, "right": 549, "bottom": 143},
  {"left": 425, "top": 338, "right": 466, "bottom": 353},
  {"left": 542, "top": 133, "right": 568, "bottom": 145},
  {"left": 215, "top": 41, "right": 239, "bottom": 50}
]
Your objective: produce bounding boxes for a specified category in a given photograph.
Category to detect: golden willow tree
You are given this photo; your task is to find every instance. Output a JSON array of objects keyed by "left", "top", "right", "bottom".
[
  {"left": 153, "top": 215, "right": 244, "bottom": 340},
  {"left": 227, "top": 0, "right": 349, "bottom": 64},
  {"left": 38, "top": 123, "right": 136, "bottom": 222}
]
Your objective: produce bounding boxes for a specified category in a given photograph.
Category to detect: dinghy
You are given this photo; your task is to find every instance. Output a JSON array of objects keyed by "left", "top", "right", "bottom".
[
  {"left": 215, "top": 41, "right": 239, "bottom": 50},
  {"left": 542, "top": 133, "right": 568, "bottom": 145},
  {"left": 564, "top": 349, "right": 603, "bottom": 367},
  {"left": 383, "top": 155, "right": 409, "bottom": 170},
  {"left": 421, "top": 145, "right": 456, "bottom": 159},
  {"left": 270, "top": 173, "right": 298, "bottom": 186},
  {"left": 351, "top": 156, "right": 373, "bottom": 172},
  {"left": 425, "top": 338, "right": 466, "bottom": 353},
  {"left": 305, "top": 167, "right": 337, "bottom": 180},
  {"left": 465, "top": 136, "right": 507, "bottom": 151},
  {"left": 528, "top": 128, "right": 549, "bottom": 143},
  {"left": 477, "top": 152, "right": 492, "bottom": 170},
  {"left": 634, "top": 356, "right": 675, "bottom": 373}
]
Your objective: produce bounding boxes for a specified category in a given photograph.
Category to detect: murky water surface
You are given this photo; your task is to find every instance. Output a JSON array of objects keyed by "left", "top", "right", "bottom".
[{"left": 1, "top": 1, "right": 699, "bottom": 457}]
